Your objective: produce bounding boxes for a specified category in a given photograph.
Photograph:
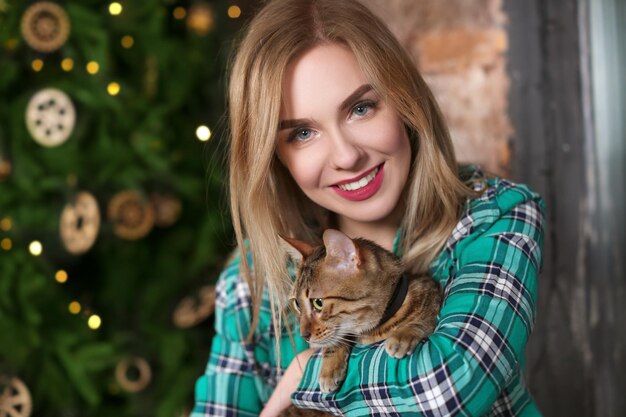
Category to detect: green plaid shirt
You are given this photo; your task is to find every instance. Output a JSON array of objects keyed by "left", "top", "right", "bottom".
[{"left": 192, "top": 173, "right": 545, "bottom": 417}]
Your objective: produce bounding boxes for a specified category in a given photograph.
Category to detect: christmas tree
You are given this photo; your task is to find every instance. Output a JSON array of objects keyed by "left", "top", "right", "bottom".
[{"left": 0, "top": 1, "right": 245, "bottom": 415}]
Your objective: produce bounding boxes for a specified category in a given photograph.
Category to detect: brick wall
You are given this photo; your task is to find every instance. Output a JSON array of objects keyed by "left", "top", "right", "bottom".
[{"left": 362, "top": 0, "right": 511, "bottom": 176}]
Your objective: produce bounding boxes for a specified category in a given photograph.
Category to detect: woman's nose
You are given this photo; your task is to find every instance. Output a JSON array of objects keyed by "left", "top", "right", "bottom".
[{"left": 327, "top": 129, "right": 363, "bottom": 170}]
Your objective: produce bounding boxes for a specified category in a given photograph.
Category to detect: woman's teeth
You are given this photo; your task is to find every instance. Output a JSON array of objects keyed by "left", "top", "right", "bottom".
[{"left": 337, "top": 167, "right": 379, "bottom": 191}]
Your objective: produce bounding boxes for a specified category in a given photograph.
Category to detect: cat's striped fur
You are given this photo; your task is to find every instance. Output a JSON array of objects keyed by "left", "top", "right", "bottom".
[{"left": 282, "top": 229, "right": 442, "bottom": 395}]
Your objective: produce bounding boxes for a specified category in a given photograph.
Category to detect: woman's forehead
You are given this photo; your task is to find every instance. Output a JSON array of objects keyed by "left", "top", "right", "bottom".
[{"left": 280, "top": 43, "right": 370, "bottom": 117}]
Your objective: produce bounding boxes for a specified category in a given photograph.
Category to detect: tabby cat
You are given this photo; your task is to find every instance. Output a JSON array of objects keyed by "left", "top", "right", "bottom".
[{"left": 280, "top": 228, "right": 442, "bottom": 401}]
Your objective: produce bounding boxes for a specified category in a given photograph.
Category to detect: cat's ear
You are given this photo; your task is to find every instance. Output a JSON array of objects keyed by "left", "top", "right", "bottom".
[
  {"left": 322, "top": 229, "right": 361, "bottom": 271},
  {"left": 279, "top": 235, "right": 314, "bottom": 265}
]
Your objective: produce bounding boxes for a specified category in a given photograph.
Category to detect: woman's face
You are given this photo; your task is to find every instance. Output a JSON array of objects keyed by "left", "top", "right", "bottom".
[{"left": 276, "top": 43, "right": 411, "bottom": 232}]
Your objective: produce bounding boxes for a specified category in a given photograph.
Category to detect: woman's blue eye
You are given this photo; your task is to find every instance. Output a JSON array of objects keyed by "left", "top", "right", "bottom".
[
  {"left": 351, "top": 101, "right": 376, "bottom": 118},
  {"left": 297, "top": 129, "right": 312, "bottom": 140},
  {"left": 353, "top": 105, "right": 369, "bottom": 116},
  {"left": 288, "top": 128, "right": 314, "bottom": 143}
]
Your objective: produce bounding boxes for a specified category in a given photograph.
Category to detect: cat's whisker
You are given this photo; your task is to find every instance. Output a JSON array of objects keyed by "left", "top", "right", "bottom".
[
  {"left": 326, "top": 337, "right": 351, "bottom": 348},
  {"left": 335, "top": 326, "right": 359, "bottom": 339},
  {"left": 330, "top": 337, "right": 348, "bottom": 344},
  {"left": 333, "top": 334, "right": 355, "bottom": 342},
  {"left": 328, "top": 332, "right": 350, "bottom": 342},
  {"left": 327, "top": 334, "right": 355, "bottom": 347}
]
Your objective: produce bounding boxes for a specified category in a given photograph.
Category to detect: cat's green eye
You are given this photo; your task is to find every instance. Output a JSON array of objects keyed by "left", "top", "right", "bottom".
[{"left": 312, "top": 298, "right": 323, "bottom": 311}]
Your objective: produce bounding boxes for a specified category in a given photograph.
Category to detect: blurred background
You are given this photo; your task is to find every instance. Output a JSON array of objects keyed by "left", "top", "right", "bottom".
[
  {"left": 0, "top": 1, "right": 247, "bottom": 416},
  {"left": 0, "top": 0, "right": 624, "bottom": 416}
]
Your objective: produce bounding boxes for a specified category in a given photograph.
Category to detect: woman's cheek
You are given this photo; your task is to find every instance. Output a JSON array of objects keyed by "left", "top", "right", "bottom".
[{"left": 287, "top": 149, "right": 326, "bottom": 190}]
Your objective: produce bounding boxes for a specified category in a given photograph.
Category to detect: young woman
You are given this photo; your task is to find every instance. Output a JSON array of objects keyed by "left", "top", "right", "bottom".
[{"left": 191, "top": 0, "right": 545, "bottom": 416}]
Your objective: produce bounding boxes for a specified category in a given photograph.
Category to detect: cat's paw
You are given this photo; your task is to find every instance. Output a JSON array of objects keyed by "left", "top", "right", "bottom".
[
  {"left": 384, "top": 335, "right": 420, "bottom": 358},
  {"left": 319, "top": 357, "right": 347, "bottom": 393},
  {"left": 319, "top": 364, "right": 346, "bottom": 393},
  {"left": 318, "top": 346, "right": 350, "bottom": 393}
]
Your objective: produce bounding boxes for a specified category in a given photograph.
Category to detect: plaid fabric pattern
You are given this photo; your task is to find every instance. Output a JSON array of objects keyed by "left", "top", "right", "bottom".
[
  {"left": 409, "top": 364, "right": 463, "bottom": 417},
  {"left": 191, "top": 171, "right": 545, "bottom": 417},
  {"left": 361, "top": 384, "right": 402, "bottom": 417}
]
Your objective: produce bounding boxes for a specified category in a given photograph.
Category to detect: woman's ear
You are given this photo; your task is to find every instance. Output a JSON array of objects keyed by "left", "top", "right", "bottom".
[
  {"left": 278, "top": 234, "right": 314, "bottom": 266},
  {"left": 322, "top": 229, "right": 361, "bottom": 272}
]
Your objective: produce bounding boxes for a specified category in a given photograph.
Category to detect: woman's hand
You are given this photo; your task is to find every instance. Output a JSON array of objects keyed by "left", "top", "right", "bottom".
[{"left": 260, "top": 348, "right": 316, "bottom": 417}]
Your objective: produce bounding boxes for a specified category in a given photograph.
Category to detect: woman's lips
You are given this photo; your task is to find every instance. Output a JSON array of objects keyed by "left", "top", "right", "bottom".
[{"left": 331, "top": 164, "right": 384, "bottom": 201}]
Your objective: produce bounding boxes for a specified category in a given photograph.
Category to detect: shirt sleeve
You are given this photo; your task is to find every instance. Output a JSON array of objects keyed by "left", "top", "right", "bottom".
[
  {"left": 191, "top": 262, "right": 270, "bottom": 417},
  {"left": 292, "top": 183, "right": 545, "bottom": 416}
]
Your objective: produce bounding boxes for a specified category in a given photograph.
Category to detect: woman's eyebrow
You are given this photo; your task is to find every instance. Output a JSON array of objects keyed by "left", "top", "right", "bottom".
[
  {"left": 278, "top": 84, "right": 373, "bottom": 131},
  {"left": 279, "top": 118, "right": 309, "bottom": 131},
  {"left": 338, "top": 84, "right": 373, "bottom": 112}
]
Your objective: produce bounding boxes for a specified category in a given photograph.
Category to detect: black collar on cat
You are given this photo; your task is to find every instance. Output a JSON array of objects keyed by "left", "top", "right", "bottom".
[{"left": 378, "top": 273, "right": 409, "bottom": 327}]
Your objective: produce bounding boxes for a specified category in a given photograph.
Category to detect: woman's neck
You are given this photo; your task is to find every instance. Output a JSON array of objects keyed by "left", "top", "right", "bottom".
[
  {"left": 335, "top": 207, "right": 403, "bottom": 252},
  {"left": 339, "top": 222, "right": 397, "bottom": 251}
]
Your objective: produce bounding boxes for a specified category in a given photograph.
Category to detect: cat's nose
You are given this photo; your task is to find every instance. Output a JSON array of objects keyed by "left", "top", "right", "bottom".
[{"left": 301, "top": 330, "right": 311, "bottom": 341}]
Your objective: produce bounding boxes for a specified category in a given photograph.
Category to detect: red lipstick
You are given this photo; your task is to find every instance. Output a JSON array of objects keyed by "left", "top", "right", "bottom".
[{"left": 332, "top": 164, "right": 384, "bottom": 201}]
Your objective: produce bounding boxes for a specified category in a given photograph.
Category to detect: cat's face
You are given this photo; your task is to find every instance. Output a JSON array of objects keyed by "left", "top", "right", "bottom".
[
  {"left": 283, "top": 229, "right": 399, "bottom": 347},
  {"left": 290, "top": 253, "right": 376, "bottom": 347}
]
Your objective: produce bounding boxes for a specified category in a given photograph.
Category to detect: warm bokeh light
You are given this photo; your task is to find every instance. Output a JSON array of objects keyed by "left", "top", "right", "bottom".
[
  {"left": 227, "top": 5, "right": 241, "bottom": 18},
  {"left": 86, "top": 61, "right": 100, "bottom": 75},
  {"left": 0, "top": 217, "right": 11, "bottom": 231},
  {"left": 121, "top": 35, "right": 134, "bottom": 49},
  {"left": 107, "top": 82, "right": 121, "bottom": 96},
  {"left": 88, "top": 315, "right": 102, "bottom": 329},
  {"left": 61, "top": 58, "right": 74, "bottom": 71},
  {"left": 5, "top": 38, "right": 18, "bottom": 50},
  {"left": 187, "top": 4, "right": 215, "bottom": 35},
  {"left": 1, "top": 238, "right": 12, "bottom": 251},
  {"left": 109, "top": 2, "right": 123, "bottom": 15},
  {"left": 173, "top": 6, "right": 186, "bottom": 20},
  {"left": 196, "top": 125, "right": 211, "bottom": 141},
  {"left": 31, "top": 59, "right": 44, "bottom": 72},
  {"left": 69, "top": 301, "right": 81, "bottom": 314},
  {"left": 55, "top": 270, "right": 68, "bottom": 283},
  {"left": 66, "top": 174, "right": 78, "bottom": 187},
  {"left": 29, "top": 240, "right": 42, "bottom": 256}
]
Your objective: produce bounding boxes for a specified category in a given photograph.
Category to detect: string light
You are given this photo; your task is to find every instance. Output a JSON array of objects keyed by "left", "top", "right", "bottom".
[
  {"left": 1, "top": 238, "right": 12, "bottom": 251},
  {"left": 61, "top": 58, "right": 74, "bottom": 71},
  {"left": 109, "top": 2, "right": 122, "bottom": 15},
  {"left": 88, "top": 314, "right": 102, "bottom": 330},
  {"left": 69, "top": 301, "right": 81, "bottom": 314},
  {"left": 227, "top": 5, "right": 241, "bottom": 19},
  {"left": 86, "top": 61, "right": 100, "bottom": 75},
  {"left": 196, "top": 125, "right": 211, "bottom": 141},
  {"left": 0, "top": 217, "right": 11, "bottom": 231},
  {"left": 121, "top": 35, "right": 134, "bottom": 49},
  {"left": 173, "top": 6, "right": 186, "bottom": 20},
  {"left": 29, "top": 240, "right": 42, "bottom": 256},
  {"left": 55, "top": 270, "right": 68, "bottom": 283},
  {"left": 31, "top": 59, "right": 44, "bottom": 72},
  {"left": 107, "top": 82, "right": 121, "bottom": 96}
]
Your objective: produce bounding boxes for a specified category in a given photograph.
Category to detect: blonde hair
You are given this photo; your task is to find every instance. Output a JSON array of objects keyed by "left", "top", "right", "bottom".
[{"left": 228, "top": 0, "right": 474, "bottom": 341}]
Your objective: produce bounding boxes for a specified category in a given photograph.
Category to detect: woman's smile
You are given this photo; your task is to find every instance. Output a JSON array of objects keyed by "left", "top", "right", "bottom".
[{"left": 331, "top": 164, "right": 384, "bottom": 201}]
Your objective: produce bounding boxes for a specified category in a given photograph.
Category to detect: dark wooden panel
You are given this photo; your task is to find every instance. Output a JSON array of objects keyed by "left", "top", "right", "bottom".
[
  {"left": 506, "top": 0, "right": 626, "bottom": 416},
  {"left": 506, "top": 0, "right": 588, "bottom": 415}
]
